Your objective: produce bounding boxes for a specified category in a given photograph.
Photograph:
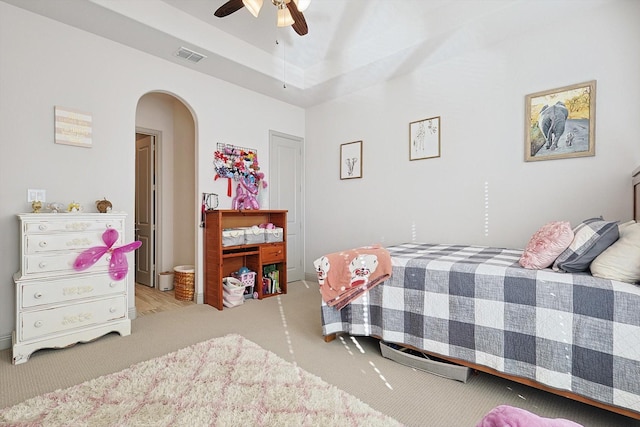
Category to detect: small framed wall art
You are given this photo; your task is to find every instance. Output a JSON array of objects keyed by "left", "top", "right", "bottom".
[
  {"left": 525, "top": 80, "right": 596, "bottom": 162},
  {"left": 410, "top": 116, "right": 440, "bottom": 160},
  {"left": 340, "top": 140, "right": 362, "bottom": 180},
  {"left": 54, "top": 106, "right": 93, "bottom": 148}
]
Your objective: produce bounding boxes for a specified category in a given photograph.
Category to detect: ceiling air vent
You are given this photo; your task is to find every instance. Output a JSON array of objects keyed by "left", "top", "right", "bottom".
[{"left": 175, "top": 47, "right": 206, "bottom": 63}]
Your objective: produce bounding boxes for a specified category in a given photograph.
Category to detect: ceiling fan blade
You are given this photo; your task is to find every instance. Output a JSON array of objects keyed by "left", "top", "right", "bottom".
[
  {"left": 287, "top": 1, "right": 308, "bottom": 36},
  {"left": 214, "top": 0, "right": 244, "bottom": 17}
]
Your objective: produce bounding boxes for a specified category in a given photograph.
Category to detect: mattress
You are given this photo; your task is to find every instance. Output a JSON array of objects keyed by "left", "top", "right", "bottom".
[{"left": 321, "top": 243, "right": 640, "bottom": 413}]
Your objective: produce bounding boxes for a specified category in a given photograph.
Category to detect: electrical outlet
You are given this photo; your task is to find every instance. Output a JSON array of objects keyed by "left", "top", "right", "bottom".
[{"left": 27, "top": 189, "right": 46, "bottom": 203}]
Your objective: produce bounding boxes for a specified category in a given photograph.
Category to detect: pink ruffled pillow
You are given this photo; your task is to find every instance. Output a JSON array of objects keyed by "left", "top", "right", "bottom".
[{"left": 519, "top": 221, "right": 574, "bottom": 269}]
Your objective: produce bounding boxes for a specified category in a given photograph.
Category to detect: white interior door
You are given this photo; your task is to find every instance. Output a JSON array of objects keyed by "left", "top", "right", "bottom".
[
  {"left": 135, "top": 133, "right": 155, "bottom": 287},
  {"left": 269, "top": 131, "right": 304, "bottom": 282}
]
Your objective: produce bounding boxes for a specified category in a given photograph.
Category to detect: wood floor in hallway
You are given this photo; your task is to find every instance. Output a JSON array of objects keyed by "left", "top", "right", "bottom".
[{"left": 135, "top": 283, "right": 194, "bottom": 316}]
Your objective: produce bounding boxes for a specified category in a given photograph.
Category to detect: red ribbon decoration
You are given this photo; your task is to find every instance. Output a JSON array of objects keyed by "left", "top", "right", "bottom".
[{"left": 214, "top": 174, "right": 233, "bottom": 197}]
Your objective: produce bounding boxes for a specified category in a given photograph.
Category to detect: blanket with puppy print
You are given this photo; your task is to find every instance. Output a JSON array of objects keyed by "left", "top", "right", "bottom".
[{"left": 314, "top": 244, "right": 392, "bottom": 310}]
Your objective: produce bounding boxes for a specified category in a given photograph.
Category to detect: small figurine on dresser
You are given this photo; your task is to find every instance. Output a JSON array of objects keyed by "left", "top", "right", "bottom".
[
  {"left": 31, "top": 200, "right": 42, "bottom": 213},
  {"left": 96, "top": 198, "right": 112, "bottom": 213},
  {"left": 47, "top": 202, "right": 65, "bottom": 213},
  {"left": 67, "top": 201, "right": 82, "bottom": 212}
]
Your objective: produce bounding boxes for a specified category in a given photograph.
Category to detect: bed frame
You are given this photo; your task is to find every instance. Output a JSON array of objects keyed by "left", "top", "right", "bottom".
[
  {"left": 325, "top": 332, "right": 639, "bottom": 419},
  {"left": 323, "top": 168, "right": 640, "bottom": 420}
]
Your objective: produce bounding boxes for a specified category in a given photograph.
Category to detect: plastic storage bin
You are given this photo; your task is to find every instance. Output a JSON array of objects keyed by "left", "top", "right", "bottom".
[{"left": 379, "top": 341, "right": 471, "bottom": 383}]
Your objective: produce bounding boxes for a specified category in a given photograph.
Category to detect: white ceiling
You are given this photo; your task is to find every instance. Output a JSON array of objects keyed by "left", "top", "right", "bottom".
[{"left": 3, "top": 0, "right": 610, "bottom": 107}]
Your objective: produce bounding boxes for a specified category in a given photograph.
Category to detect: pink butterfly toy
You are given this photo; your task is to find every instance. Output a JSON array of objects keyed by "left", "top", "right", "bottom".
[{"left": 73, "top": 228, "right": 142, "bottom": 280}]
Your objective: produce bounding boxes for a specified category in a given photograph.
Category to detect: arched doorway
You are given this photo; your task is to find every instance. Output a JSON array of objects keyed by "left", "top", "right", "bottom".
[{"left": 134, "top": 92, "right": 197, "bottom": 316}]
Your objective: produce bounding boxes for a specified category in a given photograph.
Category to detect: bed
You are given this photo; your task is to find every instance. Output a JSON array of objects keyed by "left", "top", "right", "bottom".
[{"left": 320, "top": 171, "right": 640, "bottom": 419}]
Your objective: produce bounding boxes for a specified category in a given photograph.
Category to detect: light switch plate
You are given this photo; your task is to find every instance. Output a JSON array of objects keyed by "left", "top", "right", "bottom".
[{"left": 27, "top": 189, "right": 46, "bottom": 203}]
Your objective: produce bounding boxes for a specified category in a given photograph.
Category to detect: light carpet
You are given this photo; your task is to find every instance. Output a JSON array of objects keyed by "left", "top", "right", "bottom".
[{"left": 0, "top": 334, "right": 402, "bottom": 426}]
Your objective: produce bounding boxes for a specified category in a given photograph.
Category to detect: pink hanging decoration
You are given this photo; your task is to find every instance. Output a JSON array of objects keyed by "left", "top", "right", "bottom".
[
  {"left": 231, "top": 176, "right": 260, "bottom": 210},
  {"left": 73, "top": 228, "right": 142, "bottom": 280}
]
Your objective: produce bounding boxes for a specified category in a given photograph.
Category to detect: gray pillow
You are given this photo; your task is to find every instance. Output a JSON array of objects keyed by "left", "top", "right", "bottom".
[{"left": 552, "top": 218, "right": 619, "bottom": 273}]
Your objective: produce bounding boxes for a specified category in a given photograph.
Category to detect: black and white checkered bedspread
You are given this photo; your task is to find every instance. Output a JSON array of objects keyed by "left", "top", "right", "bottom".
[{"left": 321, "top": 243, "right": 640, "bottom": 413}]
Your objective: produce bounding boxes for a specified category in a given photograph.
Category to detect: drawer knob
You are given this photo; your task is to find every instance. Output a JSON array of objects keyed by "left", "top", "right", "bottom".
[
  {"left": 34, "top": 320, "right": 43, "bottom": 328},
  {"left": 38, "top": 224, "right": 47, "bottom": 231},
  {"left": 109, "top": 307, "right": 117, "bottom": 313},
  {"left": 109, "top": 282, "right": 117, "bottom": 288},
  {"left": 38, "top": 262, "right": 47, "bottom": 269},
  {"left": 39, "top": 241, "right": 48, "bottom": 248},
  {"left": 34, "top": 292, "right": 43, "bottom": 299}
]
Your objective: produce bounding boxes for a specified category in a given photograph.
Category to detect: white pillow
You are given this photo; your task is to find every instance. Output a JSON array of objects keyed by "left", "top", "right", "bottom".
[{"left": 590, "top": 221, "right": 640, "bottom": 283}]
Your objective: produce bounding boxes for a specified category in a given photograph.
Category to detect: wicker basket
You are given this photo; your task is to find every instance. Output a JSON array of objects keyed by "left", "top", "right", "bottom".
[{"left": 173, "top": 265, "right": 195, "bottom": 301}]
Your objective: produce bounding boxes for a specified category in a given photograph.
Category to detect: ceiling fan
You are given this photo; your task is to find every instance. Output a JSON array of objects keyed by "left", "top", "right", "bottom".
[{"left": 214, "top": 0, "right": 310, "bottom": 36}]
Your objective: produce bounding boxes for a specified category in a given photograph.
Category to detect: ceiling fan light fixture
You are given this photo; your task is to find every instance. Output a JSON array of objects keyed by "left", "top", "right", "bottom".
[
  {"left": 242, "top": 0, "right": 263, "bottom": 17},
  {"left": 215, "top": 0, "right": 307, "bottom": 35},
  {"left": 293, "top": 0, "right": 310, "bottom": 12},
  {"left": 276, "top": 6, "right": 295, "bottom": 27}
]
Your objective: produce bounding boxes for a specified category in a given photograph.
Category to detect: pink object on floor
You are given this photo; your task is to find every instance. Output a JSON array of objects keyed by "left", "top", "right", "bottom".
[{"left": 476, "top": 405, "right": 583, "bottom": 427}]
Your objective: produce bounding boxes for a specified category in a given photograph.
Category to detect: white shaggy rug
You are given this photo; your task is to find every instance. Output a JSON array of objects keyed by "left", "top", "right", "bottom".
[{"left": 0, "top": 334, "right": 402, "bottom": 426}]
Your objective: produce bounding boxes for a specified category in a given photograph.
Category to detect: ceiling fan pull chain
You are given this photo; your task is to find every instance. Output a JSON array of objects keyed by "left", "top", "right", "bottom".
[
  {"left": 276, "top": 39, "right": 286, "bottom": 89},
  {"left": 282, "top": 39, "right": 286, "bottom": 89}
]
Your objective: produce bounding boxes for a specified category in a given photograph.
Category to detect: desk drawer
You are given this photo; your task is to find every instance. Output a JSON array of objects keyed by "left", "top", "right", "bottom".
[{"left": 261, "top": 244, "right": 285, "bottom": 263}]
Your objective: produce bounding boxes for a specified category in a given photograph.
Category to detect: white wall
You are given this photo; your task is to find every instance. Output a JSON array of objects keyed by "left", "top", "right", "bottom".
[
  {"left": 0, "top": 3, "right": 304, "bottom": 347},
  {"left": 304, "top": 1, "right": 640, "bottom": 268},
  {"left": 172, "top": 98, "right": 196, "bottom": 267}
]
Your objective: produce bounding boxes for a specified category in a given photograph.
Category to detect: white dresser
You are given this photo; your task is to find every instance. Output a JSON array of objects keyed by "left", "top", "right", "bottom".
[{"left": 13, "top": 213, "right": 131, "bottom": 364}]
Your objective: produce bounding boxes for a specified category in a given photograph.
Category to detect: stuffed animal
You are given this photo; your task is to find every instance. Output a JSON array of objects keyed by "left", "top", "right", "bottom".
[{"left": 232, "top": 176, "right": 260, "bottom": 210}]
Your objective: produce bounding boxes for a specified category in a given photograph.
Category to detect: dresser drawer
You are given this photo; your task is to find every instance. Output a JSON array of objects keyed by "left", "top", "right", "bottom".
[
  {"left": 261, "top": 244, "right": 285, "bottom": 263},
  {"left": 25, "top": 230, "right": 123, "bottom": 254},
  {"left": 21, "top": 274, "right": 125, "bottom": 308},
  {"left": 24, "top": 251, "right": 111, "bottom": 276},
  {"left": 24, "top": 218, "right": 124, "bottom": 234},
  {"left": 20, "top": 296, "right": 127, "bottom": 341}
]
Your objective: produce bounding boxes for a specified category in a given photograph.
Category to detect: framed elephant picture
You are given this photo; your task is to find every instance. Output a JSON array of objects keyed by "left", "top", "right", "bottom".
[
  {"left": 525, "top": 80, "right": 596, "bottom": 162},
  {"left": 340, "top": 140, "right": 362, "bottom": 179}
]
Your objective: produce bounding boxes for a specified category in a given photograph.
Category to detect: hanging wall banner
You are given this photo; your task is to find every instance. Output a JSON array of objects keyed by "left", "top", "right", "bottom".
[{"left": 54, "top": 106, "right": 93, "bottom": 148}]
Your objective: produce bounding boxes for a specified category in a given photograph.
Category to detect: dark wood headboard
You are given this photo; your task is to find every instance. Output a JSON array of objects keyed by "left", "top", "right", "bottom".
[{"left": 634, "top": 166, "right": 640, "bottom": 221}]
